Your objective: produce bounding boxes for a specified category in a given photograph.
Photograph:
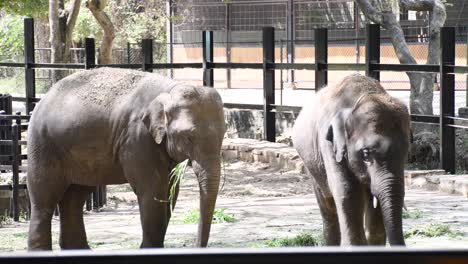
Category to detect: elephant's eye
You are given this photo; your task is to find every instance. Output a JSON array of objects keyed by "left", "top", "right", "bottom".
[{"left": 361, "top": 148, "right": 371, "bottom": 162}]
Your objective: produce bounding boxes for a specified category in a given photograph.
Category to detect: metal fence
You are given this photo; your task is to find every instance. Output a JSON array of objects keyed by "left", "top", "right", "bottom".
[{"left": 0, "top": 17, "right": 468, "bottom": 223}]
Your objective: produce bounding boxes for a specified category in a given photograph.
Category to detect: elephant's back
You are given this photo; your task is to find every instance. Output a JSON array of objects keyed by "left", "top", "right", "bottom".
[{"left": 50, "top": 68, "right": 151, "bottom": 110}]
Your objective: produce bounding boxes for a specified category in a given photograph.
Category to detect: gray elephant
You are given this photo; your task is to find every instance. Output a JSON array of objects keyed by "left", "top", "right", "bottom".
[
  {"left": 27, "top": 68, "right": 226, "bottom": 250},
  {"left": 292, "top": 74, "right": 410, "bottom": 246}
]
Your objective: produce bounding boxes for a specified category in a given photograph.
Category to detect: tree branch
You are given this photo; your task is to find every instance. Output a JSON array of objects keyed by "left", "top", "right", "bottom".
[
  {"left": 86, "top": 0, "right": 115, "bottom": 64},
  {"left": 66, "top": 0, "right": 82, "bottom": 31}
]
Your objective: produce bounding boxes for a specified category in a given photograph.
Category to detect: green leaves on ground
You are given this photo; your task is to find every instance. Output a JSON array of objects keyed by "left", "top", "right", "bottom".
[
  {"left": 404, "top": 224, "right": 464, "bottom": 239},
  {"left": 402, "top": 209, "right": 423, "bottom": 219},
  {"left": 263, "top": 232, "right": 322, "bottom": 247},
  {"left": 181, "top": 208, "right": 235, "bottom": 224}
]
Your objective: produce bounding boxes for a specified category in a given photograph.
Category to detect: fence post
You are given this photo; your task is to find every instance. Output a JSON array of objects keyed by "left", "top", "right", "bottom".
[
  {"left": 440, "top": 27, "right": 456, "bottom": 174},
  {"left": 365, "top": 24, "right": 380, "bottom": 81},
  {"left": 203, "top": 31, "right": 214, "bottom": 87},
  {"left": 0, "top": 95, "right": 12, "bottom": 168},
  {"left": 85, "top": 38, "right": 96, "bottom": 69},
  {"left": 142, "top": 39, "right": 153, "bottom": 72},
  {"left": 24, "top": 18, "right": 36, "bottom": 114},
  {"left": 11, "top": 120, "right": 19, "bottom": 221},
  {"left": 263, "top": 27, "right": 276, "bottom": 142},
  {"left": 315, "top": 28, "right": 328, "bottom": 90}
]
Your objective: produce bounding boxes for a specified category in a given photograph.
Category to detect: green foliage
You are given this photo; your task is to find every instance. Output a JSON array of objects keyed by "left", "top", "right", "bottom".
[
  {"left": 0, "top": 15, "right": 24, "bottom": 58},
  {"left": 404, "top": 224, "right": 464, "bottom": 239},
  {"left": 168, "top": 159, "right": 189, "bottom": 211},
  {"left": 263, "top": 232, "right": 322, "bottom": 247},
  {"left": 181, "top": 208, "right": 235, "bottom": 224},
  {"left": 0, "top": 0, "right": 48, "bottom": 17},
  {"left": 73, "top": 6, "right": 103, "bottom": 43},
  {"left": 402, "top": 209, "right": 423, "bottom": 219}
]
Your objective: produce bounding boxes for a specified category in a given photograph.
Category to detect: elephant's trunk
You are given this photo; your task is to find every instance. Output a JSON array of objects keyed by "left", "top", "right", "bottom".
[
  {"left": 372, "top": 170, "right": 406, "bottom": 246},
  {"left": 192, "top": 156, "right": 221, "bottom": 247}
]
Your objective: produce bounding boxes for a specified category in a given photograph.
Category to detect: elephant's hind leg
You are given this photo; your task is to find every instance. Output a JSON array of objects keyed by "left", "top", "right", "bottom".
[
  {"left": 364, "top": 191, "right": 386, "bottom": 245},
  {"left": 58, "top": 185, "right": 94, "bottom": 249},
  {"left": 27, "top": 165, "right": 66, "bottom": 250},
  {"left": 313, "top": 185, "right": 340, "bottom": 245}
]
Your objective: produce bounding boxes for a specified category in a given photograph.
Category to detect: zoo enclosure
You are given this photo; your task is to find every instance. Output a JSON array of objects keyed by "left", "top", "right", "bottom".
[{"left": 0, "top": 18, "right": 468, "bottom": 221}]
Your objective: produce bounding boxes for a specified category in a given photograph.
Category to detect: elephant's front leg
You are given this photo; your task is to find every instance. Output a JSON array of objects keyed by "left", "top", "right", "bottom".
[
  {"left": 137, "top": 193, "right": 169, "bottom": 248},
  {"left": 322, "top": 150, "right": 366, "bottom": 245},
  {"left": 329, "top": 178, "right": 367, "bottom": 245}
]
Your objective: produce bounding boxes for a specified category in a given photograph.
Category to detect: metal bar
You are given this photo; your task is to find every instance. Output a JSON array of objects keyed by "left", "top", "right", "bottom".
[
  {"left": 203, "top": 31, "right": 214, "bottom": 87},
  {"left": 86, "top": 195, "right": 92, "bottom": 211},
  {"left": 271, "top": 105, "right": 302, "bottom": 113},
  {"left": 0, "top": 115, "right": 31, "bottom": 120},
  {"left": 0, "top": 165, "right": 28, "bottom": 171},
  {"left": 11, "top": 121, "right": 20, "bottom": 221},
  {"left": 32, "top": 63, "right": 86, "bottom": 69},
  {"left": 96, "top": 64, "right": 143, "bottom": 69},
  {"left": 410, "top": 114, "right": 440, "bottom": 124},
  {"left": 24, "top": 18, "right": 36, "bottom": 114},
  {"left": 366, "top": 24, "right": 380, "bottom": 80},
  {"left": 1, "top": 248, "right": 468, "bottom": 264},
  {"left": 0, "top": 63, "right": 24, "bottom": 67},
  {"left": 327, "top": 63, "right": 366, "bottom": 71},
  {"left": 85, "top": 38, "right": 96, "bottom": 69},
  {"left": 93, "top": 187, "right": 100, "bottom": 210},
  {"left": 151, "top": 63, "right": 204, "bottom": 69},
  {"left": 225, "top": 2, "right": 231, "bottom": 88},
  {"left": 142, "top": 39, "right": 153, "bottom": 72},
  {"left": 377, "top": 64, "right": 439, "bottom": 73},
  {"left": 11, "top": 96, "right": 40, "bottom": 103},
  {"left": 446, "top": 124, "right": 468, "bottom": 129},
  {"left": 212, "top": 62, "right": 263, "bottom": 69},
  {"left": 440, "top": 27, "right": 456, "bottom": 174},
  {"left": 454, "top": 65, "right": 468, "bottom": 74},
  {"left": 315, "top": 28, "right": 328, "bottom": 90},
  {"left": 223, "top": 103, "right": 264, "bottom": 110},
  {"left": 263, "top": 27, "right": 276, "bottom": 142},
  {"left": 287, "top": 0, "right": 295, "bottom": 84}
]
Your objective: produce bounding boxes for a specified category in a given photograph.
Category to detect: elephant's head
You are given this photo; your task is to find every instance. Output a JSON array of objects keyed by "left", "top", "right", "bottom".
[
  {"left": 142, "top": 85, "right": 226, "bottom": 247},
  {"left": 326, "top": 93, "right": 410, "bottom": 246}
]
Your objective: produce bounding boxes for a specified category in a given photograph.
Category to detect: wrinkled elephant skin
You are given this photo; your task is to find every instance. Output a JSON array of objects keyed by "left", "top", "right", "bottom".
[
  {"left": 27, "top": 68, "right": 226, "bottom": 250},
  {"left": 292, "top": 74, "right": 410, "bottom": 246}
]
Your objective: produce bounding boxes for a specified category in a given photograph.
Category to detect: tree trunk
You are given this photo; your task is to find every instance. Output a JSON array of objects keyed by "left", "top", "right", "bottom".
[
  {"left": 355, "top": 0, "right": 446, "bottom": 115},
  {"left": 86, "top": 0, "right": 115, "bottom": 64},
  {"left": 49, "top": 0, "right": 81, "bottom": 83}
]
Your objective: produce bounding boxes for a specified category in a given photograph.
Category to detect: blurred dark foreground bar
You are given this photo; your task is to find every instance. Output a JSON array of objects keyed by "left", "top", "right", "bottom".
[{"left": 1, "top": 247, "right": 468, "bottom": 264}]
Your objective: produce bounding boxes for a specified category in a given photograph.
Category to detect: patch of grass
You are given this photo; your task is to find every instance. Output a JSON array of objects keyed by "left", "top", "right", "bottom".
[
  {"left": 12, "top": 231, "right": 28, "bottom": 239},
  {"left": 180, "top": 208, "right": 235, "bottom": 224},
  {"left": 402, "top": 209, "right": 423, "bottom": 219},
  {"left": 404, "top": 224, "right": 464, "bottom": 239},
  {"left": 88, "top": 241, "right": 107, "bottom": 249},
  {"left": 263, "top": 232, "right": 322, "bottom": 247}
]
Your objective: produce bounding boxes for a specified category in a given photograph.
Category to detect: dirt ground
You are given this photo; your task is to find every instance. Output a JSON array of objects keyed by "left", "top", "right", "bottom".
[{"left": 0, "top": 161, "right": 467, "bottom": 251}]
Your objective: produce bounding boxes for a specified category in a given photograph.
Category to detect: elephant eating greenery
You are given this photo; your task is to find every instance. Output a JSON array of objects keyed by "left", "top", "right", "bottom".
[
  {"left": 27, "top": 68, "right": 226, "bottom": 250},
  {"left": 292, "top": 74, "right": 410, "bottom": 246}
]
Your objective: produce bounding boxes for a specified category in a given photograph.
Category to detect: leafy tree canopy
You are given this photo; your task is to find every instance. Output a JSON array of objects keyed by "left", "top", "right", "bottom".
[
  {"left": 0, "top": 0, "right": 48, "bottom": 17},
  {"left": 0, "top": 14, "right": 23, "bottom": 58}
]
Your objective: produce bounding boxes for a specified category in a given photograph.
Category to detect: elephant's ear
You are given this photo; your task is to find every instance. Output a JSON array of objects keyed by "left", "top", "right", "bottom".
[
  {"left": 325, "top": 109, "right": 351, "bottom": 163},
  {"left": 142, "top": 93, "right": 172, "bottom": 144}
]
